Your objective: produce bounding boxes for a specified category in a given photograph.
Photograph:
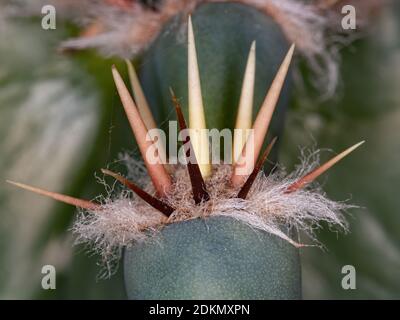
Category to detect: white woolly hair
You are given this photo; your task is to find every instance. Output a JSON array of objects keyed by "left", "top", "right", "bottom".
[{"left": 72, "top": 151, "right": 353, "bottom": 277}]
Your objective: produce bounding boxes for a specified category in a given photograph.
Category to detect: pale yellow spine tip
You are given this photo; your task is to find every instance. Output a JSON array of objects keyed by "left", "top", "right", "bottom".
[
  {"left": 125, "top": 59, "right": 169, "bottom": 170},
  {"left": 125, "top": 59, "right": 158, "bottom": 131},
  {"left": 233, "top": 40, "right": 256, "bottom": 164},
  {"left": 232, "top": 44, "right": 295, "bottom": 184},
  {"left": 187, "top": 14, "right": 211, "bottom": 178},
  {"left": 289, "top": 43, "right": 295, "bottom": 55},
  {"left": 233, "top": 43, "right": 295, "bottom": 180},
  {"left": 112, "top": 65, "right": 172, "bottom": 195},
  {"left": 347, "top": 140, "right": 365, "bottom": 151}
]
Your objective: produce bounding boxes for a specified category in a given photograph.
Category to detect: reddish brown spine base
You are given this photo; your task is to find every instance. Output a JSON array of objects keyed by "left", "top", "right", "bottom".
[
  {"left": 237, "top": 137, "right": 277, "bottom": 199},
  {"left": 101, "top": 169, "right": 175, "bottom": 217},
  {"left": 170, "top": 89, "right": 210, "bottom": 204}
]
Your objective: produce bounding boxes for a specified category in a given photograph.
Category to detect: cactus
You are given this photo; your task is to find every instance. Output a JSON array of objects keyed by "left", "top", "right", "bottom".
[
  {"left": 6, "top": 1, "right": 363, "bottom": 300},
  {"left": 123, "top": 3, "right": 301, "bottom": 299}
]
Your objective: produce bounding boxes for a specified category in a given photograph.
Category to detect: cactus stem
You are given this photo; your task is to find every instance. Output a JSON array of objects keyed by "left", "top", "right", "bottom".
[
  {"left": 170, "top": 88, "right": 210, "bottom": 204},
  {"left": 188, "top": 15, "right": 211, "bottom": 179},
  {"left": 232, "top": 44, "right": 294, "bottom": 187},
  {"left": 111, "top": 65, "right": 172, "bottom": 196},
  {"left": 237, "top": 137, "right": 277, "bottom": 199},
  {"left": 101, "top": 169, "right": 175, "bottom": 216},
  {"left": 286, "top": 141, "right": 365, "bottom": 193},
  {"left": 6, "top": 180, "right": 100, "bottom": 210},
  {"left": 233, "top": 40, "right": 256, "bottom": 165}
]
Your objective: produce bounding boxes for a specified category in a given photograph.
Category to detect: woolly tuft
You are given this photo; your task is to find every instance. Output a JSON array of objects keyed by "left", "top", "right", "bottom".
[{"left": 72, "top": 151, "right": 353, "bottom": 277}]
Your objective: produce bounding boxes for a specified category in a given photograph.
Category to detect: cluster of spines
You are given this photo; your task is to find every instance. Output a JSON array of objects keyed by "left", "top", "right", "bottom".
[{"left": 7, "top": 17, "right": 364, "bottom": 219}]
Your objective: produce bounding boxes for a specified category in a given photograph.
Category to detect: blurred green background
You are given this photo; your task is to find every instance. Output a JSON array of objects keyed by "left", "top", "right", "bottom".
[{"left": 0, "top": 1, "right": 399, "bottom": 299}]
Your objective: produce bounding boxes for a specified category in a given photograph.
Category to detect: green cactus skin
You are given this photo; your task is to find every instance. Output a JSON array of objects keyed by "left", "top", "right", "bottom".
[
  {"left": 124, "top": 3, "right": 300, "bottom": 299},
  {"left": 124, "top": 217, "right": 301, "bottom": 299}
]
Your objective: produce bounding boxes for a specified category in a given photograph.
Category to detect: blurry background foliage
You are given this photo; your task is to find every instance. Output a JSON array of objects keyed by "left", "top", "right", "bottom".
[{"left": 0, "top": 1, "right": 399, "bottom": 299}]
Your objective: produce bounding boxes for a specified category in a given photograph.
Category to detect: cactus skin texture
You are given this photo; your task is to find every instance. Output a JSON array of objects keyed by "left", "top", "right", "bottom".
[
  {"left": 124, "top": 3, "right": 300, "bottom": 299},
  {"left": 124, "top": 217, "right": 301, "bottom": 299}
]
